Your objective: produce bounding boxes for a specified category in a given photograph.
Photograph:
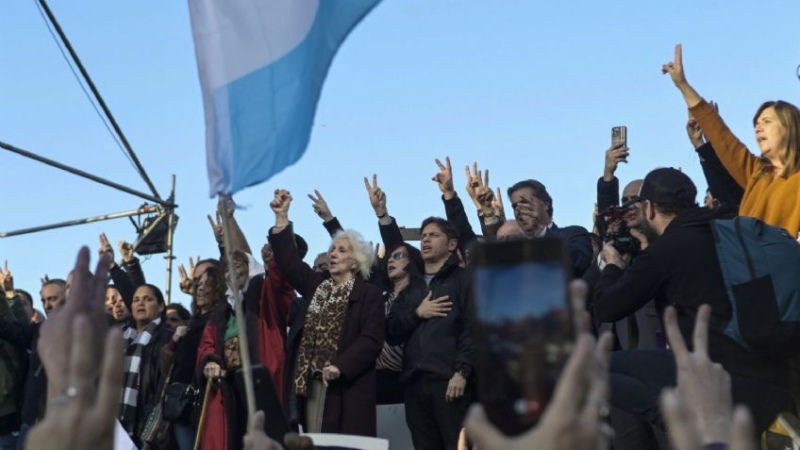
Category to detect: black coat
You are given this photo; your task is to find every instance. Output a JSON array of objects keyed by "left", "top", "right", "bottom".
[
  {"left": 592, "top": 206, "right": 788, "bottom": 385},
  {"left": 133, "top": 323, "right": 173, "bottom": 438},
  {"left": 544, "top": 223, "right": 593, "bottom": 278},
  {"left": 386, "top": 256, "right": 475, "bottom": 383},
  {"left": 270, "top": 224, "right": 385, "bottom": 436}
]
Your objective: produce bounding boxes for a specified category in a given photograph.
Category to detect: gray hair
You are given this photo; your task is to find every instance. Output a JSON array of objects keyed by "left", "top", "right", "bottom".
[{"left": 330, "top": 229, "right": 374, "bottom": 280}]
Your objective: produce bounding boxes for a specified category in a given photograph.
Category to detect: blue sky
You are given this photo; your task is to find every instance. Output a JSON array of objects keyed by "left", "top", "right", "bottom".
[{"left": 1, "top": 1, "right": 798, "bottom": 308}]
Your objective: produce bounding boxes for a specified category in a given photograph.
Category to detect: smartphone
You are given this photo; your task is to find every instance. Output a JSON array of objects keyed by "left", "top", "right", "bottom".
[
  {"left": 470, "top": 238, "right": 573, "bottom": 436},
  {"left": 612, "top": 126, "right": 627, "bottom": 147}
]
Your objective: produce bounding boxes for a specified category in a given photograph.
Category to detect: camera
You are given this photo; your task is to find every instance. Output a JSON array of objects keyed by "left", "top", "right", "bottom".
[{"left": 597, "top": 204, "right": 640, "bottom": 255}]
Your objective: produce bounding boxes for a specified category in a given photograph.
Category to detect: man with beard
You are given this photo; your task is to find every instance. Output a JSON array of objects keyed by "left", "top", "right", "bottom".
[{"left": 592, "top": 168, "right": 794, "bottom": 450}]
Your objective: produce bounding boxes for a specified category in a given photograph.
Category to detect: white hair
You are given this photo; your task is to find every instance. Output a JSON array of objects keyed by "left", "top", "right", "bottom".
[{"left": 330, "top": 229, "right": 375, "bottom": 279}]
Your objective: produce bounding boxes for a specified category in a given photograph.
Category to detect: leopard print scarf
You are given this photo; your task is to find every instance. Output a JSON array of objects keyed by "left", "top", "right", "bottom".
[{"left": 294, "top": 278, "right": 354, "bottom": 396}]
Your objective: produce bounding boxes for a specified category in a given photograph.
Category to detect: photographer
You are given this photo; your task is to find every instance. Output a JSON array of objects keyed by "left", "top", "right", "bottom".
[
  {"left": 592, "top": 168, "right": 793, "bottom": 450},
  {"left": 590, "top": 143, "right": 660, "bottom": 350}
]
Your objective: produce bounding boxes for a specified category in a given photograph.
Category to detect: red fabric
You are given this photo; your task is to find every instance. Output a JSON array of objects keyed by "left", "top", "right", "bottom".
[
  {"left": 197, "top": 321, "right": 228, "bottom": 450},
  {"left": 256, "top": 260, "right": 295, "bottom": 405}
]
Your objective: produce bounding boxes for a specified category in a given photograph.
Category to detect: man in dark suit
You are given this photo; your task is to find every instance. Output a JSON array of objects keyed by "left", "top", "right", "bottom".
[{"left": 507, "top": 179, "right": 593, "bottom": 277}]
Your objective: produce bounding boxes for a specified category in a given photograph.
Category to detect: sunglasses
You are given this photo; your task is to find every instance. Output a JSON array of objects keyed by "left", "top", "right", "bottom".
[
  {"left": 389, "top": 252, "right": 408, "bottom": 261},
  {"left": 166, "top": 316, "right": 182, "bottom": 323}
]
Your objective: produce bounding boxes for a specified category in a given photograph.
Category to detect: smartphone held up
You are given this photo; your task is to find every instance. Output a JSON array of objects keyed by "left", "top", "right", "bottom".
[
  {"left": 470, "top": 238, "right": 574, "bottom": 436},
  {"left": 612, "top": 125, "right": 628, "bottom": 163}
]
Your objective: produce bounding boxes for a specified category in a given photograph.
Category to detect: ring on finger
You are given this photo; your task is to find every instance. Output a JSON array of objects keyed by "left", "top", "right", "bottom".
[
  {"left": 589, "top": 396, "right": 611, "bottom": 419},
  {"left": 66, "top": 386, "right": 79, "bottom": 398}
]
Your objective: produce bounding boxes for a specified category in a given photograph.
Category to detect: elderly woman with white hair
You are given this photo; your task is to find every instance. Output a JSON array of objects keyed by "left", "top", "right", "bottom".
[{"left": 268, "top": 189, "right": 385, "bottom": 437}]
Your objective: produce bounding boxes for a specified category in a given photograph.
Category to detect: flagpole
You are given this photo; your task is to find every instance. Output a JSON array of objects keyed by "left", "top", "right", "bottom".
[{"left": 218, "top": 195, "right": 257, "bottom": 426}]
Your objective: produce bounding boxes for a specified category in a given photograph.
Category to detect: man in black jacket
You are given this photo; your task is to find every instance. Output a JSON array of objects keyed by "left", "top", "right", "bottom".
[
  {"left": 387, "top": 217, "right": 474, "bottom": 450},
  {"left": 593, "top": 168, "right": 793, "bottom": 450}
]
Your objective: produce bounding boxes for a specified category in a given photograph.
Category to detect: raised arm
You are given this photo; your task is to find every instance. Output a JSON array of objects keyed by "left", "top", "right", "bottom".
[
  {"left": 118, "top": 240, "right": 146, "bottom": 286},
  {"left": 100, "top": 233, "right": 136, "bottom": 312},
  {"left": 688, "top": 106, "right": 745, "bottom": 206},
  {"left": 308, "top": 189, "right": 343, "bottom": 237},
  {"left": 208, "top": 198, "right": 252, "bottom": 256},
  {"left": 433, "top": 157, "right": 478, "bottom": 248},
  {"left": 464, "top": 162, "right": 507, "bottom": 238},
  {"left": 664, "top": 44, "right": 758, "bottom": 185},
  {"left": 268, "top": 189, "right": 322, "bottom": 299},
  {"left": 364, "top": 174, "right": 405, "bottom": 250}
]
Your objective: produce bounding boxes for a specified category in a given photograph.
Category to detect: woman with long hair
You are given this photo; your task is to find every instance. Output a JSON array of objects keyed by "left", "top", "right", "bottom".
[
  {"left": 268, "top": 189, "right": 385, "bottom": 436},
  {"left": 663, "top": 44, "right": 800, "bottom": 236},
  {"left": 162, "top": 259, "right": 226, "bottom": 450}
]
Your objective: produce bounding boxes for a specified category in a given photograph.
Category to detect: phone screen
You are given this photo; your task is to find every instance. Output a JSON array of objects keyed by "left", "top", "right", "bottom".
[{"left": 471, "top": 239, "right": 573, "bottom": 436}]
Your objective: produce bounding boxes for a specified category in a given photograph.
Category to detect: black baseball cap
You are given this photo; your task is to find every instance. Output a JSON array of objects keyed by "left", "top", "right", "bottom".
[{"left": 639, "top": 168, "right": 697, "bottom": 207}]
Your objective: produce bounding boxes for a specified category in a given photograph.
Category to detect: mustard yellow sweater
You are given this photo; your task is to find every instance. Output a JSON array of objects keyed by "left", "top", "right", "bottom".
[{"left": 691, "top": 100, "right": 800, "bottom": 237}]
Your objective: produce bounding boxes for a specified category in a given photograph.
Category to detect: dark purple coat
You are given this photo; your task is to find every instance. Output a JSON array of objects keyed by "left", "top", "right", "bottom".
[{"left": 269, "top": 224, "right": 385, "bottom": 436}]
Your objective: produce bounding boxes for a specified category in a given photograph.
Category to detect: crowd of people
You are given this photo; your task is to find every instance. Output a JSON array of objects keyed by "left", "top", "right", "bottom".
[{"left": 0, "top": 44, "right": 798, "bottom": 450}]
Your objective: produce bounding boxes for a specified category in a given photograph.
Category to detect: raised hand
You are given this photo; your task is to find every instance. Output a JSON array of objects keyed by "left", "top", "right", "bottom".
[
  {"left": 270, "top": 189, "right": 293, "bottom": 229},
  {"left": 26, "top": 314, "right": 123, "bottom": 450},
  {"left": 98, "top": 233, "right": 115, "bottom": 266},
  {"left": 178, "top": 256, "right": 198, "bottom": 295},
  {"left": 661, "top": 305, "right": 735, "bottom": 446},
  {"left": 662, "top": 44, "right": 703, "bottom": 108},
  {"left": 415, "top": 292, "right": 452, "bottom": 319},
  {"left": 492, "top": 187, "right": 506, "bottom": 220},
  {"left": 0, "top": 260, "right": 13, "bottom": 294},
  {"left": 662, "top": 43, "right": 687, "bottom": 86},
  {"left": 465, "top": 163, "right": 495, "bottom": 216},
  {"left": 118, "top": 240, "right": 135, "bottom": 262},
  {"left": 604, "top": 143, "right": 629, "bottom": 180},
  {"left": 465, "top": 331, "right": 614, "bottom": 450},
  {"left": 363, "top": 174, "right": 388, "bottom": 218},
  {"left": 308, "top": 190, "right": 334, "bottom": 222},
  {"left": 39, "top": 247, "right": 111, "bottom": 404},
  {"left": 207, "top": 212, "right": 224, "bottom": 244},
  {"left": 433, "top": 157, "right": 456, "bottom": 200},
  {"left": 464, "top": 162, "right": 484, "bottom": 209}
]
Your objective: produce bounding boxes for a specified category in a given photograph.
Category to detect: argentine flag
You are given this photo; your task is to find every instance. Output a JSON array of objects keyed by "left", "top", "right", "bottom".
[{"left": 188, "top": 0, "right": 382, "bottom": 196}]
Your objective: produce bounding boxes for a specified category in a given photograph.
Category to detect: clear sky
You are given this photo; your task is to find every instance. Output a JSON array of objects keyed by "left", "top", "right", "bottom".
[{"left": 1, "top": 0, "right": 798, "bottom": 309}]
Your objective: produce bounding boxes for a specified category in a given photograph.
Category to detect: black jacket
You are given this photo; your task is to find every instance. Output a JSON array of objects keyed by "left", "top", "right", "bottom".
[
  {"left": 593, "top": 206, "right": 788, "bottom": 385},
  {"left": 133, "top": 323, "right": 173, "bottom": 437},
  {"left": 696, "top": 142, "right": 744, "bottom": 207},
  {"left": 386, "top": 256, "right": 474, "bottom": 383},
  {"left": 545, "top": 224, "right": 593, "bottom": 278}
]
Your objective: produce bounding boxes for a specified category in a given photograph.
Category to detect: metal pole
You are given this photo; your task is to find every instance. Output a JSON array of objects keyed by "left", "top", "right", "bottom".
[
  {"left": 0, "top": 205, "right": 161, "bottom": 238},
  {"left": 164, "top": 175, "right": 177, "bottom": 304},
  {"left": 35, "top": 0, "right": 162, "bottom": 201},
  {"left": 0, "top": 140, "right": 167, "bottom": 206}
]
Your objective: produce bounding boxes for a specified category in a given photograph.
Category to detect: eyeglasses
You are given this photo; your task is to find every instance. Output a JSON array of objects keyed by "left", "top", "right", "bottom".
[{"left": 390, "top": 252, "right": 408, "bottom": 261}]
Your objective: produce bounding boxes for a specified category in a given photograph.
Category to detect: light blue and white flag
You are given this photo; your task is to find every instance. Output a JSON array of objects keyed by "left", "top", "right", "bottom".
[{"left": 188, "top": 0, "right": 382, "bottom": 196}]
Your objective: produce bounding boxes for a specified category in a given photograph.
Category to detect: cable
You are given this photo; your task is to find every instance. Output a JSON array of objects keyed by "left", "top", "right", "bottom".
[
  {"left": 31, "top": 0, "right": 140, "bottom": 174},
  {"left": 32, "top": 0, "right": 163, "bottom": 200}
]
